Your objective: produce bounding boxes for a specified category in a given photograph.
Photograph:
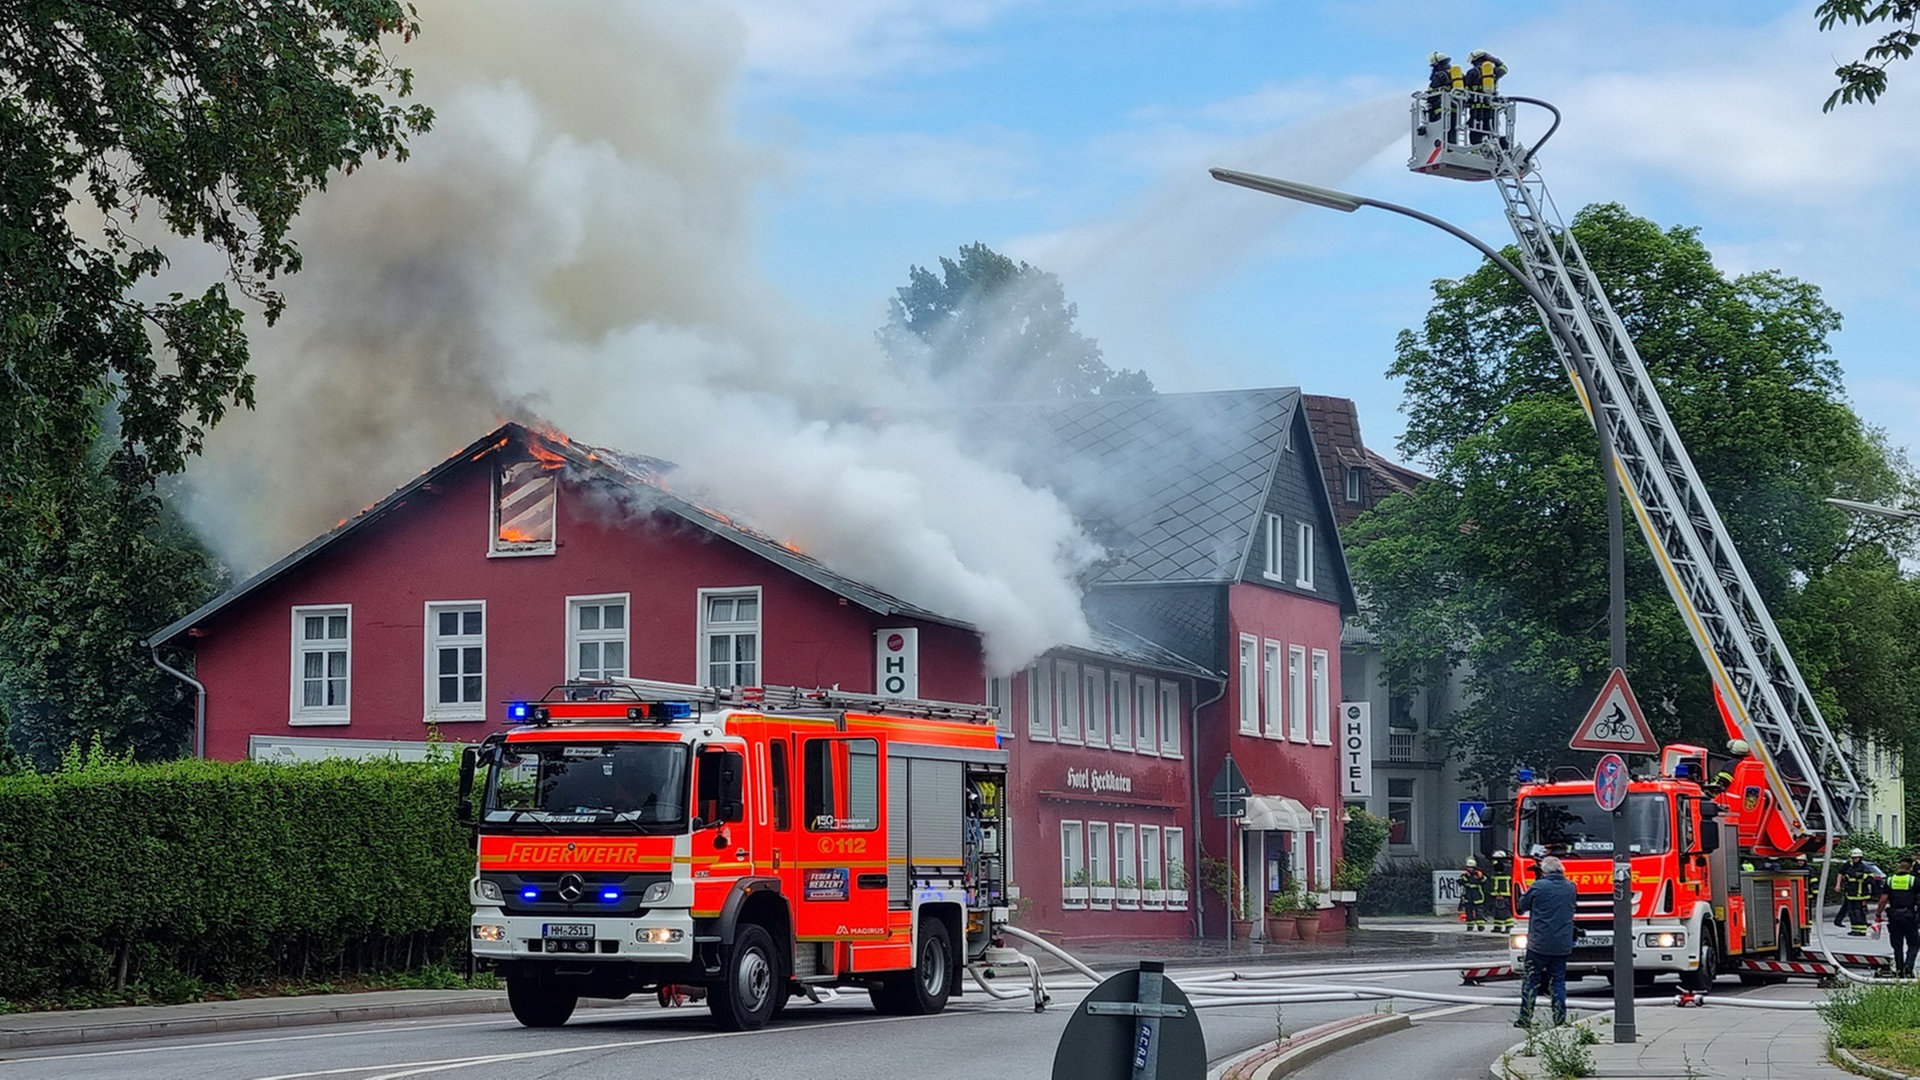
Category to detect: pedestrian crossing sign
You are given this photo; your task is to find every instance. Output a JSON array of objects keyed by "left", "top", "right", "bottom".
[{"left": 1459, "top": 801, "right": 1487, "bottom": 832}]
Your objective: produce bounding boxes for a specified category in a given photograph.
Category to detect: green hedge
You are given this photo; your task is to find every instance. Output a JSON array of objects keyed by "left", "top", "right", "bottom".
[
  {"left": 0, "top": 756, "right": 474, "bottom": 1003},
  {"left": 1359, "top": 858, "right": 1444, "bottom": 916}
]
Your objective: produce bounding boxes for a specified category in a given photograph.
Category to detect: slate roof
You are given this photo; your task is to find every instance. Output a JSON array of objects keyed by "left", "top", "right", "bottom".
[
  {"left": 149, "top": 423, "right": 965, "bottom": 648},
  {"left": 997, "top": 388, "right": 1299, "bottom": 585},
  {"left": 1302, "top": 393, "right": 1429, "bottom": 528}
]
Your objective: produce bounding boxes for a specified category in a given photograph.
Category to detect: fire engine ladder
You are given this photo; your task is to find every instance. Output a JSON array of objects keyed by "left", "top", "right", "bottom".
[
  {"left": 604, "top": 676, "right": 1000, "bottom": 724},
  {"left": 1432, "top": 93, "right": 1860, "bottom": 842}
]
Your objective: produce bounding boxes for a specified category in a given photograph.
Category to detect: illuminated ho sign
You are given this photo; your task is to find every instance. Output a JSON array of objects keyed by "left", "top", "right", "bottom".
[
  {"left": 1340, "top": 702, "right": 1373, "bottom": 799},
  {"left": 876, "top": 628, "right": 919, "bottom": 698}
]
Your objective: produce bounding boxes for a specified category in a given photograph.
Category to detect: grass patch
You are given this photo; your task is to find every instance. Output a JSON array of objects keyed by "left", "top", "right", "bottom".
[{"left": 1818, "top": 981, "right": 1920, "bottom": 1072}]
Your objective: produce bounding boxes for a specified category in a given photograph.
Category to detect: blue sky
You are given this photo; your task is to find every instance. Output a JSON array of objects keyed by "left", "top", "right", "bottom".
[{"left": 725, "top": 0, "right": 1920, "bottom": 469}]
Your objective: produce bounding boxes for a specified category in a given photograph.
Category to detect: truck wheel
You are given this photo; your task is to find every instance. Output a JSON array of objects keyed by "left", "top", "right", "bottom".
[
  {"left": 708, "top": 923, "right": 779, "bottom": 1031},
  {"left": 872, "top": 918, "right": 953, "bottom": 1016},
  {"left": 506, "top": 976, "right": 577, "bottom": 1028},
  {"left": 1679, "top": 926, "right": 1717, "bottom": 992}
]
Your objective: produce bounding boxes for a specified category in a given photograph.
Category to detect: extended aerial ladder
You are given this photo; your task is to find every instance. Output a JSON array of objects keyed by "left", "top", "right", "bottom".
[{"left": 1408, "top": 88, "right": 1860, "bottom": 843}]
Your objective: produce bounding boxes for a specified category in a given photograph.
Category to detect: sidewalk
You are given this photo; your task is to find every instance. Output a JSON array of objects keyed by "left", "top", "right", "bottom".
[
  {"left": 0, "top": 916, "right": 1497, "bottom": 1050},
  {"left": 1490, "top": 995, "right": 1850, "bottom": 1079}
]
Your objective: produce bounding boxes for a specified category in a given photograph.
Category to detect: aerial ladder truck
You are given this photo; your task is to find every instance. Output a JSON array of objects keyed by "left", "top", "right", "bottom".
[{"left": 1412, "top": 82, "right": 1866, "bottom": 985}]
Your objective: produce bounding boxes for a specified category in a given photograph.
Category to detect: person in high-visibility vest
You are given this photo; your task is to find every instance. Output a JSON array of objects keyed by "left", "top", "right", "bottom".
[
  {"left": 1425, "top": 52, "right": 1461, "bottom": 144},
  {"left": 1836, "top": 848, "right": 1884, "bottom": 936},
  {"left": 1875, "top": 855, "right": 1920, "bottom": 977},
  {"left": 1460, "top": 856, "right": 1488, "bottom": 931},
  {"left": 1465, "top": 49, "right": 1507, "bottom": 145},
  {"left": 1488, "top": 850, "right": 1515, "bottom": 933}
]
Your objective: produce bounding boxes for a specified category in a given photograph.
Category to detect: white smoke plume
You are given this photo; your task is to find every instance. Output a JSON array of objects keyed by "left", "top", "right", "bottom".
[{"left": 182, "top": 0, "right": 1097, "bottom": 673}]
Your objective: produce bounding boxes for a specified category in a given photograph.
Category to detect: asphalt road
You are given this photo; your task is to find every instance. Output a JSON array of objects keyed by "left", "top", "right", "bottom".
[
  {"left": 0, "top": 961, "right": 1494, "bottom": 1080},
  {"left": 0, "top": 948, "right": 1833, "bottom": 1080}
]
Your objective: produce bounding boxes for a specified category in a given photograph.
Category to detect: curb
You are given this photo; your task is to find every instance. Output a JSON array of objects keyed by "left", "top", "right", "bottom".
[
  {"left": 1836, "top": 1045, "right": 1920, "bottom": 1080},
  {"left": 1216, "top": 1012, "right": 1412, "bottom": 1080},
  {"left": 0, "top": 993, "right": 511, "bottom": 1051}
]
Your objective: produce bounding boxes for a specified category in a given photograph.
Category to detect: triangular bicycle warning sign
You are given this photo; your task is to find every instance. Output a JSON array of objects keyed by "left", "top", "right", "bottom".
[{"left": 1569, "top": 667, "right": 1658, "bottom": 754}]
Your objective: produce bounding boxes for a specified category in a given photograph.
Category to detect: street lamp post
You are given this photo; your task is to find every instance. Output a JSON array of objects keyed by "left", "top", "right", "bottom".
[{"left": 1211, "top": 168, "right": 1635, "bottom": 1042}]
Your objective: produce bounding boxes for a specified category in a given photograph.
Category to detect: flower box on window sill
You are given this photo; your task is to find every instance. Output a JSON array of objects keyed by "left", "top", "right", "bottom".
[
  {"left": 1063, "top": 885, "right": 1088, "bottom": 907},
  {"left": 1167, "top": 891, "right": 1189, "bottom": 911},
  {"left": 1143, "top": 889, "right": 1166, "bottom": 909},
  {"left": 1116, "top": 887, "right": 1140, "bottom": 909},
  {"left": 1091, "top": 885, "right": 1115, "bottom": 904}
]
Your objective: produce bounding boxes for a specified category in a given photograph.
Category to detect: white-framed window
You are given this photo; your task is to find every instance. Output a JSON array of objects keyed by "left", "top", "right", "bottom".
[
  {"left": 699, "top": 588, "right": 760, "bottom": 687},
  {"left": 1288, "top": 646, "right": 1308, "bottom": 742},
  {"left": 1133, "top": 676, "right": 1156, "bottom": 754},
  {"left": 1263, "top": 512, "right": 1284, "bottom": 581},
  {"left": 1238, "top": 635, "right": 1259, "bottom": 735},
  {"left": 1165, "top": 826, "right": 1187, "bottom": 902},
  {"left": 1061, "top": 821, "right": 1086, "bottom": 906},
  {"left": 1158, "top": 681, "right": 1181, "bottom": 756},
  {"left": 1141, "top": 825, "right": 1164, "bottom": 891},
  {"left": 424, "top": 602, "right": 485, "bottom": 722},
  {"left": 1109, "top": 670, "right": 1133, "bottom": 751},
  {"left": 490, "top": 449, "right": 557, "bottom": 557},
  {"left": 1296, "top": 522, "right": 1316, "bottom": 590},
  {"left": 1346, "top": 466, "right": 1366, "bottom": 504},
  {"left": 1262, "top": 641, "right": 1283, "bottom": 738},
  {"left": 985, "top": 673, "right": 1014, "bottom": 735},
  {"left": 1115, "top": 824, "right": 1138, "bottom": 890},
  {"left": 1083, "top": 666, "right": 1108, "bottom": 746},
  {"left": 1311, "top": 649, "right": 1331, "bottom": 744},
  {"left": 567, "top": 594, "right": 628, "bottom": 681},
  {"left": 1028, "top": 662, "right": 1054, "bottom": 741},
  {"left": 1055, "top": 660, "right": 1082, "bottom": 743},
  {"left": 1089, "top": 822, "right": 1112, "bottom": 889},
  {"left": 1313, "top": 806, "right": 1332, "bottom": 890},
  {"left": 291, "top": 605, "right": 350, "bottom": 724}
]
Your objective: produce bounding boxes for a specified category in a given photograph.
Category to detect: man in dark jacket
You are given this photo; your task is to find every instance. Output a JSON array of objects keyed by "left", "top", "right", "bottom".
[{"left": 1515, "top": 855, "right": 1577, "bottom": 1027}]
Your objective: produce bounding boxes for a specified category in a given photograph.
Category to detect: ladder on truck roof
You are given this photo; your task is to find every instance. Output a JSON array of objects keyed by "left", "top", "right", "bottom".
[
  {"left": 1411, "top": 88, "right": 1860, "bottom": 842},
  {"left": 602, "top": 676, "right": 1000, "bottom": 725}
]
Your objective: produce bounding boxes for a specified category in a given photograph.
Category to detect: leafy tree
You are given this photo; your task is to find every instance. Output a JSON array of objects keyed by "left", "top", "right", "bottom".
[
  {"left": 1351, "top": 203, "right": 1920, "bottom": 791},
  {"left": 1819, "top": 0, "right": 1920, "bottom": 109},
  {"left": 881, "top": 242, "right": 1153, "bottom": 400},
  {"left": 1, "top": 1, "right": 430, "bottom": 759}
]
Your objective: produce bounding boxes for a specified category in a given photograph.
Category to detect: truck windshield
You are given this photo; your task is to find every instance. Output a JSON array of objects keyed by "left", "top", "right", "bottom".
[
  {"left": 1518, "top": 793, "right": 1670, "bottom": 856},
  {"left": 485, "top": 742, "right": 689, "bottom": 831}
]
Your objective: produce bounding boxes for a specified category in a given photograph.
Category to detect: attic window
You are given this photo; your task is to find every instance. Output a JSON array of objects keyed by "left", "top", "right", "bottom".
[
  {"left": 1346, "top": 467, "right": 1366, "bottom": 504},
  {"left": 491, "top": 446, "right": 558, "bottom": 556}
]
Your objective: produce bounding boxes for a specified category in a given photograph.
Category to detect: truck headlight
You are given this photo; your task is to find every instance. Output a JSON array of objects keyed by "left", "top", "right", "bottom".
[
  {"left": 474, "top": 879, "right": 503, "bottom": 903},
  {"left": 642, "top": 881, "right": 673, "bottom": 904},
  {"left": 637, "top": 927, "right": 685, "bottom": 944},
  {"left": 1643, "top": 931, "right": 1684, "bottom": 948},
  {"left": 473, "top": 924, "right": 507, "bottom": 941},
  {"left": 1510, "top": 932, "right": 1528, "bottom": 951}
]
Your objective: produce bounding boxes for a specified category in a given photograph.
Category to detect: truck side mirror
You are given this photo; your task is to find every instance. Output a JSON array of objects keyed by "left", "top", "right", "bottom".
[
  {"left": 457, "top": 746, "right": 479, "bottom": 825},
  {"left": 1699, "top": 821, "right": 1721, "bottom": 854}
]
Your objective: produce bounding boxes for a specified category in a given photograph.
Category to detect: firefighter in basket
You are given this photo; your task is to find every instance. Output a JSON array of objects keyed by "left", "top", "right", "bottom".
[
  {"left": 1465, "top": 49, "right": 1507, "bottom": 144},
  {"left": 1425, "top": 52, "right": 1461, "bottom": 143},
  {"left": 1487, "top": 849, "right": 1516, "bottom": 934},
  {"left": 1459, "top": 856, "right": 1488, "bottom": 931},
  {"left": 1836, "top": 847, "right": 1885, "bottom": 937}
]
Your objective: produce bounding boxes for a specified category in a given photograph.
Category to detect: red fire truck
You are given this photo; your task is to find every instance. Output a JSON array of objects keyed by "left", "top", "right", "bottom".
[
  {"left": 458, "top": 678, "right": 1010, "bottom": 1031},
  {"left": 1509, "top": 743, "right": 1817, "bottom": 989}
]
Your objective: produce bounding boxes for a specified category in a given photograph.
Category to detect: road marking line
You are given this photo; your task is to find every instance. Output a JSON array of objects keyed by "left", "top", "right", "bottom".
[
  {"left": 1411, "top": 1004, "right": 1487, "bottom": 1021},
  {"left": 247, "top": 1014, "right": 929, "bottom": 1080}
]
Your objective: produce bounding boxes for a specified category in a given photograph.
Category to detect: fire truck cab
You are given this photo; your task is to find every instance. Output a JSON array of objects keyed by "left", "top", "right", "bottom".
[
  {"left": 458, "top": 679, "right": 1009, "bottom": 1031},
  {"left": 1509, "top": 744, "right": 1810, "bottom": 989}
]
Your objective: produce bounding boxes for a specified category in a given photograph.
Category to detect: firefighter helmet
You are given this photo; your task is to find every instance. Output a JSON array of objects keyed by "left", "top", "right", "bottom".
[
  {"left": 1430, "top": 51, "right": 1451, "bottom": 66},
  {"left": 1492, "top": 849, "right": 1508, "bottom": 859},
  {"left": 1469, "top": 49, "right": 1490, "bottom": 62},
  {"left": 1728, "top": 738, "right": 1750, "bottom": 756},
  {"left": 1851, "top": 847, "right": 1866, "bottom": 859},
  {"left": 1465, "top": 856, "right": 1478, "bottom": 867}
]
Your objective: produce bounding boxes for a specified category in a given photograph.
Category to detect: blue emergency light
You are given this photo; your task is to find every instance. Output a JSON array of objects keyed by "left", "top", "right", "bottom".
[
  {"left": 600, "top": 888, "right": 622, "bottom": 903},
  {"left": 626, "top": 701, "right": 692, "bottom": 721},
  {"left": 521, "top": 886, "right": 540, "bottom": 901},
  {"left": 507, "top": 701, "right": 530, "bottom": 722}
]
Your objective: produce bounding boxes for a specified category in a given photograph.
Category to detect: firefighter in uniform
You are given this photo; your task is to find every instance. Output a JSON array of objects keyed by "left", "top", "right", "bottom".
[
  {"left": 1488, "top": 849, "right": 1516, "bottom": 933},
  {"left": 1425, "top": 52, "right": 1460, "bottom": 144},
  {"left": 1703, "top": 739, "right": 1748, "bottom": 797},
  {"left": 1465, "top": 49, "right": 1507, "bottom": 145},
  {"left": 1460, "top": 856, "right": 1488, "bottom": 931},
  {"left": 1836, "top": 848, "right": 1883, "bottom": 936},
  {"left": 1875, "top": 854, "right": 1920, "bottom": 977}
]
